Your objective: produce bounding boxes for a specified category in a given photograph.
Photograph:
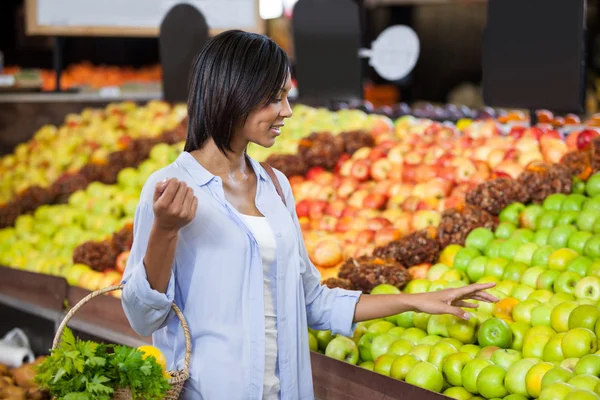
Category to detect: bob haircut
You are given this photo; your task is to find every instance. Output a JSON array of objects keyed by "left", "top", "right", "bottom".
[{"left": 184, "top": 30, "right": 291, "bottom": 154}]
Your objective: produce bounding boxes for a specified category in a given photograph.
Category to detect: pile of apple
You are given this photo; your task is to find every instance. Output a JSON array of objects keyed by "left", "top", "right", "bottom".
[
  {"left": 310, "top": 174, "right": 600, "bottom": 400},
  {"left": 294, "top": 119, "right": 582, "bottom": 270},
  {"left": 0, "top": 142, "right": 183, "bottom": 292}
]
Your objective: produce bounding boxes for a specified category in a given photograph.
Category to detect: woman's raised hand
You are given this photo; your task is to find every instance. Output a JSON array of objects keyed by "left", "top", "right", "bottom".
[{"left": 153, "top": 178, "right": 198, "bottom": 232}]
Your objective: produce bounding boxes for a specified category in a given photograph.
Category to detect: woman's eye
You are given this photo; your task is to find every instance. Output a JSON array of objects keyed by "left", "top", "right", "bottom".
[{"left": 273, "top": 98, "right": 283, "bottom": 103}]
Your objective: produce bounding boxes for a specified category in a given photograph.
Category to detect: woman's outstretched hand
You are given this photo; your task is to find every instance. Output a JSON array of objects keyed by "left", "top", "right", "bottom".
[{"left": 410, "top": 282, "right": 499, "bottom": 320}]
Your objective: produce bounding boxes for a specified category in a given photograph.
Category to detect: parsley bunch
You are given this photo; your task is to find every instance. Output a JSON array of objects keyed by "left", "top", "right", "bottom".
[{"left": 35, "top": 328, "right": 170, "bottom": 400}]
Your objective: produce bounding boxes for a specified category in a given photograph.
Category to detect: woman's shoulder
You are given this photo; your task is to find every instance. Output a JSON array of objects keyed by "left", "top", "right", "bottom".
[{"left": 138, "top": 159, "right": 193, "bottom": 205}]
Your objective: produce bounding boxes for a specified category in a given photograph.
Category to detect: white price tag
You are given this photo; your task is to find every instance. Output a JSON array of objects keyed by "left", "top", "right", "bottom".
[
  {"left": 99, "top": 86, "right": 121, "bottom": 98},
  {"left": 0, "top": 74, "right": 16, "bottom": 87}
]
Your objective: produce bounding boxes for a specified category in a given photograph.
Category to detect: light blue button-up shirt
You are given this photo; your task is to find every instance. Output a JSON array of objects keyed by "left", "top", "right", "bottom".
[{"left": 121, "top": 152, "right": 362, "bottom": 400}]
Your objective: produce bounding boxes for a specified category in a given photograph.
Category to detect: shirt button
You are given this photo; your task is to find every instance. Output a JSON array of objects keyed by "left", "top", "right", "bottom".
[
  {"left": 283, "top": 359, "right": 288, "bottom": 364},
  {"left": 281, "top": 316, "right": 287, "bottom": 322},
  {"left": 277, "top": 232, "right": 282, "bottom": 237}
]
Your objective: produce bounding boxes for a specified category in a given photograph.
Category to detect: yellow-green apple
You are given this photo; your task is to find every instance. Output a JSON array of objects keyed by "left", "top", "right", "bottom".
[
  {"left": 308, "top": 332, "right": 318, "bottom": 351},
  {"left": 477, "top": 318, "right": 512, "bottom": 349},
  {"left": 538, "top": 270, "right": 561, "bottom": 291},
  {"left": 395, "top": 311, "right": 415, "bottom": 329},
  {"left": 523, "top": 333, "right": 552, "bottom": 359},
  {"left": 371, "top": 334, "right": 399, "bottom": 361},
  {"left": 513, "top": 299, "right": 541, "bottom": 325},
  {"left": 427, "top": 263, "right": 450, "bottom": 281},
  {"left": 442, "top": 338, "right": 463, "bottom": 350},
  {"left": 316, "top": 330, "right": 335, "bottom": 351},
  {"left": 390, "top": 353, "right": 420, "bottom": 380},
  {"left": 447, "top": 315, "right": 478, "bottom": 344},
  {"left": 521, "top": 204, "right": 545, "bottom": 230},
  {"left": 66, "top": 263, "right": 92, "bottom": 286},
  {"left": 412, "top": 312, "right": 432, "bottom": 332},
  {"left": 529, "top": 289, "right": 554, "bottom": 303},
  {"left": 476, "top": 346, "right": 501, "bottom": 361},
  {"left": 358, "top": 332, "right": 377, "bottom": 361},
  {"left": 534, "top": 229, "right": 552, "bottom": 246},
  {"left": 429, "top": 279, "right": 449, "bottom": 292},
  {"left": 538, "top": 382, "right": 575, "bottom": 400},
  {"left": 367, "top": 320, "right": 395, "bottom": 335},
  {"left": 575, "top": 276, "right": 600, "bottom": 302},
  {"left": 510, "top": 322, "right": 531, "bottom": 352},
  {"left": 400, "top": 327, "right": 427, "bottom": 344},
  {"left": 485, "top": 257, "right": 510, "bottom": 279},
  {"left": 500, "top": 203, "right": 526, "bottom": 226},
  {"left": 541, "top": 367, "right": 574, "bottom": 390},
  {"left": 477, "top": 364, "right": 509, "bottom": 398},
  {"left": 491, "top": 348, "right": 522, "bottom": 370},
  {"left": 405, "top": 361, "right": 444, "bottom": 393},
  {"left": 543, "top": 333, "right": 566, "bottom": 362},
  {"left": 359, "top": 361, "right": 374, "bottom": 371},
  {"left": 577, "top": 210, "right": 600, "bottom": 232},
  {"left": 574, "top": 354, "right": 600, "bottom": 377},
  {"left": 548, "top": 248, "right": 579, "bottom": 272},
  {"left": 441, "top": 269, "right": 468, "bottom": 283},
  {"left": 442, "top": 352, "right": 474, "bottom": 387},
  {"left": 387, "top": 327, "right": 405, "bottom": 338},
  {"left": 532, "top": 245, "right": 556, "bottom": 267},
  {"left": 404, "top": 279, "right": 431, "bottom": 294},
  {"left": 373, "top": 353, "right": 398, "bottom": 376},
  {"left": 584, "top": 235, "right": 600, "bottom": 259},
  {"left": 548, "top": 227, "right": 578, "bottom": 250},
  {"left": 443, "top": 386, "right": 474, "bottom": 400},
  {"left": 427, "top": 314, "right": 451, "bottom": 337},
  {"left": 465, "top": 227, "right": 495, "bottom": 252},
  {"left": 496, "top": 280, "right": 519, "bottom": 297},
  {"left": 454, "top": 247, "right": 482, "bottom": 273},
  {"left": 522, "top": 266, "right": 547, "bottom": 288},
  {"left": 550, "top": 292, "right": 576, "bottom": 305},
  {"left": 388, "top": 339, "right": 413, "bottom": 357},
  {"left": 462, "top": 358, "right": 492, "bottom": 394},
  {"left": 409, "top": 344, "right": 432, "bottom": 361},
  {"left": 568, "top": 375, "right": 600, "bottom": 392},
  {"left": 504, "top": 260, "right": 530, "bottom": 283},
  {"left": 467, "top": 256, "right": 489, "bottom": 283},
  {"left": 531, "top": 303, "right": 555, "bottom": 327},
  {"left": 562, "top": 328, "right": 598, "bottom": 358},
  {"left": 428, "top": 341, "right": 458, "bottom": 369},
  {"left": 568, "top": 305, "right": 600, "bottom": 331},
  {"left": 565, "top": 390, "right": 600, "bottom": 400},
  {"left": 560, "top": 358, "right": 580, "bottom": 372},
  {"left": 526, "top": 361, "right": 556, "bottom": 398},
  {"left": 568, "top": 231, "right": 594, "bottom": 254},
  {"left": 460, "top": 344, "right": 481, "bottom": 358},
  {"left": 325, "top": 336, "right": 359, "bottom": 364},
  {"left": 554, "top": 271, "right": 581, "bottom": 295},
  {"left": 588, "top": 261, "right": 600, "bottom": 277},
  {"left": 567, "top": 256, "right": 593, "bottom": 277},
  {"left": 505, "top": 358, "right": 540, "bottom": 397}
]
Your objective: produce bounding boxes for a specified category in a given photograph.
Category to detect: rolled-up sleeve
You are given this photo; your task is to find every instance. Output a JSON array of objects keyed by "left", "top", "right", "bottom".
[
  {"left": 121, "top": 201, "right": 175, "bottom": 337},
  {"left": 275, "top": 170, "right": 362, "bottom": 337}
]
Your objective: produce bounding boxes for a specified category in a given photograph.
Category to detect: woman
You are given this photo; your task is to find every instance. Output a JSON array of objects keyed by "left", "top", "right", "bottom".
[{"left": 121, "top": 30, "right": 497, "bottom": 400}]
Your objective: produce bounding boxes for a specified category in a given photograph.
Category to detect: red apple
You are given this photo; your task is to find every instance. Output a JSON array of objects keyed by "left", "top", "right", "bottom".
[
  {"left": 368, "top": 148, "right": 387, "bottom": 162},
  {"left": 115, "top": 251, "right": 130, "bottom": 273},
  {"left": 387, "top": 145, "right": 405, "bottom": 164},
  {"left": 335, "top": 216, "right": 354, "bottom": 233},
  {"left": 454, "top": 159, "right": 478, "bottom": 182},
  {"left": 309, "top": 200, "right": 328, "bottom": 219},
  {"left": 318, "top": 216, "right": 338, "bottom": 232},
  {"left": 392, "top": 212, "right": 413, "bottom": 235},
  {"left": 337, "top": 177, "right": 359, "bottom": 199},
  {"left": 402, "top": 165, "right": 417, "bottom": 183},
  {"left": 339, "top": 159, "right": 354, "bottom": 177},
  {"left": 577, "top": 129, "right": 599, "bottom": 150},
  {"left": 408, "top": 264, "right": 432, "bottom": 280},
  {"left": 306, "top": 166, "right": 326, "bottom": 181},
  {"left": 412, "top": 210, "right": 441, "bottom": 230},
  {"left": 352, "top": 147, "right": 372, "bottom": 160},
  {"left": 566, "top": 131, "right": 580, "bottom": 151},
  {"left": 509, "top": 126, "right": 527, "bottom": 139},
  {"left": 404, "top": 152, "right": 422, "bottom": 166},
  {"left": 296, "top": 199, "right": 311, "bottom": 218},
  {"left": 374, "top": 227, "right": 403, "bottom": 247},
  {"left": 311, "top": 238, "right": 344, "bottom": 268},
  {"left": 414, "top": 165, "right": 437, "bottom": 183},
  {"left": 371, "top": 158, "right": 393, "bottom": 181},
  {"left": 325, "top": 199, "right": 346, "bottom": 218},
  {"left": 351, "top": 160, "right": 371, "bottom": 182},
  {"left": 363, "top": 193, "right": 387, "bottom": 210},
  {"left": 402, "top": 196, "right": 421, "bottom": 212},
  {"left": 342, "top": 206, "right": 359, "bottom": 217},
  {"left": 334, "top": 153, "right": 351, "bottom": 174},
  {"left": 366, "top": 217, "right": 392, "bottom": 231},
  {"left": 355, "top": 229, "right": 376, "bottom": 246}
]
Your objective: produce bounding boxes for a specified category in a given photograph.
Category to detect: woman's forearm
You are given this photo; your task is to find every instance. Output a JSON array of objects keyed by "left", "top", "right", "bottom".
[
  {"left": 143, "top": 223, "right": 179, "bottom": 293},
  {"left": 353, "top": 294, "right": 417, "bottom": 322}
]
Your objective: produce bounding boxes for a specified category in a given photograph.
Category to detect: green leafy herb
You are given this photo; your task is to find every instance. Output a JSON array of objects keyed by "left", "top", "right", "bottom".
[{"left": 35, "top": 328, "right": 170, "bottom": 400}]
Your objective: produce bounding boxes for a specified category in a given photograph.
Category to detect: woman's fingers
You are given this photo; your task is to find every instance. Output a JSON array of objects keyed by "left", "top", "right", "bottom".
[{"left": 454, "top": 300, "right": 479, "bottom": 309}]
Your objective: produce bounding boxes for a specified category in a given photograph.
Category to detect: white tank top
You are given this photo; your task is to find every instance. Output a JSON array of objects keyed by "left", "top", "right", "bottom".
[{"left": 240, "top": 214, "right": 280, "bottom": 400}]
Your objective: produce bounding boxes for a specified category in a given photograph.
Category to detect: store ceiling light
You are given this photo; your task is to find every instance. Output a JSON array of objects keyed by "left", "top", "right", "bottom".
[{"left": 260, "top": 0, "right": 284, "bottom": 19}]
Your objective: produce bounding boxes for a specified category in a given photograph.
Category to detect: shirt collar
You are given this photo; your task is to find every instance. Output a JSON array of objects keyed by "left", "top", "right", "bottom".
[{"left": 175, "top": 151, "right": 267, "bottom": 186}]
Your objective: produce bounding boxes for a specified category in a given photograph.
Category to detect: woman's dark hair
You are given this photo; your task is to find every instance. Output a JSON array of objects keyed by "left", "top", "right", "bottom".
[{"left": 184, "top": 30, "right": 290, "bottom": 153}]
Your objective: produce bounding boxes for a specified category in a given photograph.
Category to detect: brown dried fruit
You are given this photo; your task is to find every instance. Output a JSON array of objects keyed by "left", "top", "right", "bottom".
[
  {"left": 17, "top": 186, "right": 53, "bottom": 213},
  {"left": 437, "top": 204, "right": 497, "bottom": 248},
  {"left": 111, "top": 224, "right": 134, "bottom": 253},
  {"left": 298, "top": 132, "right": 345, "bottom": 170},
  {"left": 340, "top": 130, "right": 375, "bottom": 155},
  {"left": 322, "top": 277, "right": 354, "bottom": 290},
  {"left": 49, "top": 173, "right": 89, "bottom": 204},
  {"left": 465, "top": 178, "right": 529, "bottom": 215},
  {"left": 373, "top": 228, "right": 440, "bottom": 268},
  {"left": 72, "top": 241, "right": 118, "bottom": 272},
  {"left": 264, "top": 154, "right": 307, "bottom": 178},
  {"left": 337, "top": 256, "right": 410, "bottom": 293}
]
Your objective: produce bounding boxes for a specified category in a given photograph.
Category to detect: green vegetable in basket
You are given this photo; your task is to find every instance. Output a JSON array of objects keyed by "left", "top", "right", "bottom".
[{"left": 35, "top": 328, "right": 170, "bottom": 400}]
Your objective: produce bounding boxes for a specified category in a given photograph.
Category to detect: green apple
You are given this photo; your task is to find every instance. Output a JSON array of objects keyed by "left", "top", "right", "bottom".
[
  {"left": 531, "top": 303, "right": 555, "bottom": 327},
  {"left": 351, "top": 323, "right": 368, "bottom": 344},
  {"left": 512, "top": 299, "right": 541, "bottom": 325},
  {"left": 396, "top": 311, "right": 415, "bottom": 328},
  {"left": 428, "top": 341, "right": 458, "bottom": 369},
  {"left": 443, "top": 386, "right": 474, "bottom": 400},
  {"left": 462, "top": 358, "right": 492, "bottom": 394},
  {"left": 413, "top": 312, "right": 432, "bottom": 331},
  {"left": 575, "top": 276, "right": 600, "bottom": 302},
  {"left": 544, "top": 194, "right": 568, "bottom": 211},
  {"left": 526, "top": 361, "right": 555, "bottom": 398},
  {"left": 574, "top": 354, "right": 600, "bottom": 377},
  {"left": 512, "top": 284, "right": 536, "bottom": 302},
  {"left": 358, "top": 332, "right": 377, "bottom": 361},
  {"left": 455, "top": 247, "right": 483, "bottom": 272},
  {"left": 460, "top": 344, "right": 481, "bottom": 358},
  {"left": 532, "top": 246, "right": 556, "bottom": 268},
  {"left": 578, "top": 210, "right": 600, "bottom": 232},
  {"left": 409, "top": 344, "right": 432, "bottom": 361},
  {"left": 466, "top": 227, "right": 495, "bottom": 251},
  {"left": 548, "top": 248, "right": 579, "bottom": 271},
  {"left": 596, "top": 319, "right": 600, "bottom": 340},
  {"left": 537, "top": 270, "right": 561, "bottom": 290},
  {"left": 550, "top": 292, "right": 576, "bottom": 305},
  {"left": 387, "top": 327, "right": 406, "bottom": 338},
  {"left": 308, "top": 332, "right": 318, "bottom": 351},
  {"left": 522, "top": 266, "right": 547, "bottom": 288},
  {"left": 359, "top": 361, "right": 374, "bottom": 371},
  {"left": 523, "top": 333, "right": 552, "bottom": 359},
  {"left": 419, "top": 335, "right": 442, "bottom": 346},
  {"left": 585, "top": 194, "right": 600, "bottom": 210},
  {"left": 538, "top": 210, "right": 561, "bottom": 230},
  {"left": 485, "top": 239, "right": 505, "bottom": 258},
  {"left": 500, "top": 203, "right": 526, "bottom": 225},
  {"left": 485, "top": 257, "right": 510, "bottom": 279},
  {"left": 371, "top": 334, "right": 398, "bottom": 361},
  {"left": 478, "top": 318, "right": 512, "bottom": 349},
  {"left": 400, "top": 327, "right": 427, "bottom": 344},
  {"left": 569, "top": 232, "right": 594, "bottom": 254},
  {"left": 496, "top": 280, "right": 519, "bottom": 297},
  {"left": 529, "top": 289, "right": 554, "bottom": 303},
  {"left": 490, "top": 348, "right": 522, "bottom": 370},
  {"left": 496, "top": 222, "right": 517, "bottom": 240},
  {"left": 373, "top": 353, "right": 398, "bottom": 376},
  {"left": 584, "top": 235, "right": 600, "bottom": 259},
  {"left": 514, "top": 243, "right": 540, "bottom": 266},
  {"left": 405, "top": 361, "right": 444, "bottom": 393},
  {"left": 587, "top": 261, "right": 600, "bottom": 277},
  {"left": 557, "top": 211, "right": 580, "bottom": 226},
  {"left": 442, "top": 338, "right": 463, "bottom": 350},
  {"left": 500, "top": 240, "right": 522, "bottom": 260},
  {"left": 541, "top": 367, "right": 574, "bottom": 389},
  {"left": 534, "top": 229, "right": 553, "bottom": 246},
  {"left": 316, "top": 330, "right": 335, "bottom": 351},
  {"left": 477, "top": 364, "right": 508, "bottom": 398},
  {"left": 554, "top": 271, "right": 581, "bottom": 295},
  {"left": 560, "top": 358, "right": 580, "bottom": 372},
  {"left": 390, "top": 353, "right": 420, "bottom": 380},
  {"left": 325, "top": 336, "right": 359, "bottom": 364},
  {"left": 567, "top": 256, "right": 594, "bottom": 277},
  {"left": 563, "top": 193, "right": 588, "bottom": 211},
  {"left": 505, "top": 358, "right": 540, "bottom": 396},
  {"left": 521, "top": 204, "right": 545, "bottom": 230},
  {"left": 551, "top": 302, "right": 580, "bottom": 333},
  {"left": 367, "top": 320, "right": 396, "bottom": 335},
  {"left": 448, "top": 315, "right": 478, "bottom": 344},
  {"left": 543, "top": 333, "right": 566, "bottom": 362},
  {"left": 568, "top": 375, "right": 600, "bottom": 392},
  {"left": 510, "top": 321, "right": 531, "bottom": 352},
  {"left": 388, "top": 338, "right": 413, "bottom": 356},
  {"left": 549, "top": 226, "right": 578, "bottom": 249},
  {"left": 404, "top": 279, "right": 431, "bottom": 294},
  {"left": 370, "top": 283, "right": 401, "bottom": 295},
  {"left": 467, "top": 256, "right": 489, "bottom": 283},
  {"left": 441, "top": 269, "right": 468, "bottom": 283},
  {"left": 503, "top": 394, "right": 529, "bottom": 400},
  {"left": 569, "top": 305, "right": 600, "bottom": 331},
  {"left": 562, "top": 328, "right": 599, "bottom": 358},
  {"left": 539, "top": 382, "right": 575, "bottom": 400},
  {"left": 510, "top": 228, "right": 535, "bottom": 244},
  {"left": 428, "top": 263, "right": 451, "bottom": 281},
  {"left": 442, "top": 352, "right": 474, "bottom": 386},
  {"left": 565, "top": 390, "right": 600, "bottom": 400}
]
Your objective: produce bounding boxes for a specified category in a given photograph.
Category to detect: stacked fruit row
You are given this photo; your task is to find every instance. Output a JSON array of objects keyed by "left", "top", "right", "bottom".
[
  {"left": 0, "top": 101, "right": 188, "bottom": 228},
  {"left": 312, "top": 174, "right": 600, "bottom": 400}
]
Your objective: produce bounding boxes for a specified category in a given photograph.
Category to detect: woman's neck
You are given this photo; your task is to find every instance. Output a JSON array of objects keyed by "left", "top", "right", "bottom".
[{"left": 190, "top": 139, "right": 251, "bottom": 178}]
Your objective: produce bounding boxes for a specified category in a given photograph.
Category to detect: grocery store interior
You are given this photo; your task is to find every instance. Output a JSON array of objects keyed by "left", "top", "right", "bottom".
[{"left": 2, "top": 0, "right": 600, "bottom": 399}]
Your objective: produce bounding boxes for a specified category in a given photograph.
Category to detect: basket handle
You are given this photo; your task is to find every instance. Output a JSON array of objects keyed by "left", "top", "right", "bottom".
[{"left": 52, "top": 284, "right": 192, "bottom": 376}]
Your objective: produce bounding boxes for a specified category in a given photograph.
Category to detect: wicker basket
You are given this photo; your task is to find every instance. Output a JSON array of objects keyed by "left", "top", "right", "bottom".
[{"left": 51, "top": 284, "right": 192, "bottom": 400}]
